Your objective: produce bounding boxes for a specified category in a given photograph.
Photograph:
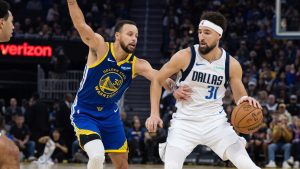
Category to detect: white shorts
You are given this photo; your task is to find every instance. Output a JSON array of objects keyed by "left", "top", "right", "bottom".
[{"left": 161, "top": 114, "right": 246, "bottom": 161}]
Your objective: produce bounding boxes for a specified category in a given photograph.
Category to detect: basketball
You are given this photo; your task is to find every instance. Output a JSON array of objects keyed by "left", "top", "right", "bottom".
[{"left": 231, "top": 101, "right": 263, "bottom": 134}]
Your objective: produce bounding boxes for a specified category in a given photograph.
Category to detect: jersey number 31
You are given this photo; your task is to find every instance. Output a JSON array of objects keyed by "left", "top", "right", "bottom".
[{"left": 205, "top": 86, "right": 219, "bottom": 99}]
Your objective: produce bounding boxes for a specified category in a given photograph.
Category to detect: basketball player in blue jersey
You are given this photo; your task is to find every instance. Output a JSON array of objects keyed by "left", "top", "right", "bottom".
[
  {"left": 146, "top": 12, "right": 263, "bottom": 169},
  {"left": 67, "top": 1, "right": 174, "bottom": 169},
  {"left": 0, "top": 1, "right": 19, "bottom": 169}
]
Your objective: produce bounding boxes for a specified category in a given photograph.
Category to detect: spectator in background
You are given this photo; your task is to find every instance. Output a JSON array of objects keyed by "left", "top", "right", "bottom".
[
  {"left": 4, "top": 97, "right": 22, "bottom": 126},
  {"left": 50, "top": 46, "right": 71, "bottom": 78},
  {"left": 277, "top": 103, "right": 292, "bottom": 125},
  {"left": 236, "top": 40, "right": 249, "bottom": 63},
  {"left": 287, "top": 95, "right": 300, "bottom": 117},
  {"left": 248, "top": 124, "right": 268, "bottom": 166},
  {"left": 247, "top": 79, "right": 258, "bottom": 98},
  {"left": 266, "top": 114, "right": 292, "bottom": 168},
  {"left": 10, "top": 113, "right": 36, "bottom": 161},
  {"left": 35, "top": 129, "right": 68, "bottom": 164},
  {"left": 127, "top": 118, "right": 147, "bottom": 163},
  {"left": 290, "top": 117, "right": 300, "bottom": 168},
  {"left": 27, "top": 93, "right": 50, "bottom": 155},
  {"left": 266, "top": 94, "right": 278, "bottom": 114},
  {"left": 56, "top": 93, "right": 74, "bottom": 159}
]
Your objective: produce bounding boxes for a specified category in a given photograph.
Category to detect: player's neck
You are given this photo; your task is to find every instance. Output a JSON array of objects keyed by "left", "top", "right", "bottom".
[
  {"left": 201, "top": 47, "right": 222, "bottom": 63},
  {"left": 113, "top": 42, "right": 129, "bottom": 62}
]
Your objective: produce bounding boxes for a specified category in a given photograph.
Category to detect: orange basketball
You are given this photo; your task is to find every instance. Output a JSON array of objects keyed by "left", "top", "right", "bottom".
[{"left": 231, "top": 101, "right": 263, "bottom": 134}]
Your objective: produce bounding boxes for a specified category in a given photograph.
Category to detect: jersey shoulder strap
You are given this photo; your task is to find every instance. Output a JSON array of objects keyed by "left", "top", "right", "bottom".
[{"left": 180, "top": 46, "right": 196, "bottom": 82}]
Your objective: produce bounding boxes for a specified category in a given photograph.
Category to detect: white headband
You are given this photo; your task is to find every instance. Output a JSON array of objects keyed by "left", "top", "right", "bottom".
[{"left": 199, "top": 20, "right": 223, "bottom": 36}]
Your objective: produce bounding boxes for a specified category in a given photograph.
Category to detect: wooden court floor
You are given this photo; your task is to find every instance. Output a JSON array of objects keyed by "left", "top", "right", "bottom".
[
  {"left": 20, "top": 163, "right": 274, "bottom": 169},
  {"left": 20, "top": 163, "right": 232, "bottom": 169}
]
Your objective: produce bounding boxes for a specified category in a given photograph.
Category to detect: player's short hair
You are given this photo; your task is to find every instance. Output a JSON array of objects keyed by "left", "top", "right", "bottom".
[
  {"left": 0, "top": 0, "right": 10, "bottom": 20},
  {"left": 114, "top": 20, "right": 137, "bottom": 33},
  {"left": 200, "top": 12, "right": 227, "bottom": 32}
]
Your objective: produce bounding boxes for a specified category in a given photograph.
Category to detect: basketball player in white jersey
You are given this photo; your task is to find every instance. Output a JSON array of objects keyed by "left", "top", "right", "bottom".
[
  {"left": 146, "top": 12, "right": 262, "bottom": 169},
  {"left": 0, "top": 1, "right": 19, "bottom": 168}
]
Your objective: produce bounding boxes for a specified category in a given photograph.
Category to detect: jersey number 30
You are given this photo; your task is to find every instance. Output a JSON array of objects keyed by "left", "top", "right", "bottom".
[{"left": 205, "top": 86, "right": 219, "bottom": 99}]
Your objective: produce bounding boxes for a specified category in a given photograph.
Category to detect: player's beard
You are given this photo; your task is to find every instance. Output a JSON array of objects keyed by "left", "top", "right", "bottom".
[
  {"left": 199, "top": 41, "right": 217, "bottom": 55},
  {"left": 120, "top": 41, "right": 135, "bottom": 53}
]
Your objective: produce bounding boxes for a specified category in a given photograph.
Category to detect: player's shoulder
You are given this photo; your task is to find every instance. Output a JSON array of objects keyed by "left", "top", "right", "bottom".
[
  {"left": 229, "top": 55, "right": 242, "bottom": 68},
  {"left": 171, "top": 47, "right": 191, "bottom": 60},
  {"left": 135, "top": 57, "right": 146, "bottom": 63}
]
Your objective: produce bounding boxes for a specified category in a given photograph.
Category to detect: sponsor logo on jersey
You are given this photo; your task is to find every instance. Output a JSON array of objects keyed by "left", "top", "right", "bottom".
[
  {"left": 214, "top": 66, "right": 225, "bottom": 70},
  {"left": 121, "top": 66, "right": 131, "bottom": 70}
]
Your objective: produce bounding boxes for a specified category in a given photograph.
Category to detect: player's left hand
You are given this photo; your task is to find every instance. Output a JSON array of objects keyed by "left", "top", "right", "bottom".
[
  {"left": 145, "top": 115, "right": 163, "bottom": 133},
  {"left": 237, "top": 96, "right": 262, "bottom": 109},
  {"left": 173, "top": 85, "right": 192, "bottom": 101}
]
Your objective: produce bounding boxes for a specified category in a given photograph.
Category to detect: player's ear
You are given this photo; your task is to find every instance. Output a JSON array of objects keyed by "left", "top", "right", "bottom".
[
  {"left": 218, "top": 34, "right": 222, "bottom": 40},
  {"left": 0, "top": 18, "right": 4, "bottom": 29},
  {"left": 115, "top": 32, "right": 120, "bottom": 40}
]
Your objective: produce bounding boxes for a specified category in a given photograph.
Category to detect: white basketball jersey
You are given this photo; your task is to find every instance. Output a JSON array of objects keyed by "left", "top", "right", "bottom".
[{"left": 174, "top": 44, "right": 230, "bottom": 120}]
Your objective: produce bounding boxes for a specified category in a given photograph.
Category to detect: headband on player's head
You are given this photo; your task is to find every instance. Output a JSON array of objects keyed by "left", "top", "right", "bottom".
[{"left": 199, "top": 20, "right": 223, "bottom": 36}]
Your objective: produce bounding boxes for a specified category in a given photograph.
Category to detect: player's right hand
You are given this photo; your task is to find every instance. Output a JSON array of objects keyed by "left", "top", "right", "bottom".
[
  {"left": 145, "top": 115, "right": 163, "bottom": 132},
  {"left": 173, "top": 85, "right": 192, "bottom": 101}
]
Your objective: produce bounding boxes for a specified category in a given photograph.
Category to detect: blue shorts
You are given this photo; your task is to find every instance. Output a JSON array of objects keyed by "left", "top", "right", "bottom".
[{"left": 71, "top": 107, "right": 127, "bottom": 153}]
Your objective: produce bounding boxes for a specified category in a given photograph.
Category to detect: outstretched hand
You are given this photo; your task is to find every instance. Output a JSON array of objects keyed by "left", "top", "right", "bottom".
[
  {"left": 173, "top": 85, "right": 192, "bottom": 101},
  {"left": 145, "top": 116, "right": 163, "bottom": 133}
]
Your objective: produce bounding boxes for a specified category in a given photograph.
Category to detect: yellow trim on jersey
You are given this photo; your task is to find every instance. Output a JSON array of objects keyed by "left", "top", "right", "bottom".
[
  {"left": 88, "top": 42, "right": 110, "bottom": 68},
  {"left": 75, "top": 128, "right": 98, "bottom": 136},
  {"left": 74, "top": 126, "right": 100, "bottom": 149},
  {"left": 105, "top": 140, "right": 128, "bottom": 153},
  {"left": 110, "top": 42, "right": 132, "bottom": 66},
  {"left": 132, "top": 56, "right": 137, "bottom": 79}
]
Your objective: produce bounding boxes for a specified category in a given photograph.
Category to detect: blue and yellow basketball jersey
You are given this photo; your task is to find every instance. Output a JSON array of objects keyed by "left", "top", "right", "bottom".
[
  {"left": 71, "top": 42, "right": 137, "bottom": 152},
  {"left": 72, "top": 42, "right": 137, "bottom": 119}
]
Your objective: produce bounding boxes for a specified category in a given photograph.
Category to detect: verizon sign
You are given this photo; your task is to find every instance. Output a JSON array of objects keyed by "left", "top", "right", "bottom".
[{"left": 0, "top": 42, "right": 52, "bottom": 58}]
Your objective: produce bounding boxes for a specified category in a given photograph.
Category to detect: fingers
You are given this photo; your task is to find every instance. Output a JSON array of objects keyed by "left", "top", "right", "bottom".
[
  {"left": 145, "top": 117, "right": 163, "bottom": 132},
  {"left": 248, "top": 97, "right": 253, "bottom": 106},
  {"left": 182, "top": 85, "right": 192, "bottom": 92},
  {"left": 252, "top": 99, "right": 262, "bottom": 109},
  {"left": 174, "top": 85, "right": 192, "bottom": 100},
  {"left": 146, "top": 119, "right": 155, "bottom": 132},
  {"left": 239, "top": 96, "right": 262, "bottom": 109},
  {"left": 158, "top": 119, "right": 163, "bottom": 128}
]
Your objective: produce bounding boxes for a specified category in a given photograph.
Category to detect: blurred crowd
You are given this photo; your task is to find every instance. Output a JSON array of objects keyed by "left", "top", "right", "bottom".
[
  {"left": 1, "top": 0, "right": 300, "bottom": 168},
  {"left": 10, "top": 0, "right": 131, "bottom": 41}
]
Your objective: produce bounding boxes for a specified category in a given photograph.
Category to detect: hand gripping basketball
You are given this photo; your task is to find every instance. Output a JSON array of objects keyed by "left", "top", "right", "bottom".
[{"left": 231, "top": 101, "right": 263, "bottom": 134}]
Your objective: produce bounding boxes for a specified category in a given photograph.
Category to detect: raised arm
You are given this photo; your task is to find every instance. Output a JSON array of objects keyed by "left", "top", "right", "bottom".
[{"left": 67, "top": 0, "right": 105, "bottom": 49}]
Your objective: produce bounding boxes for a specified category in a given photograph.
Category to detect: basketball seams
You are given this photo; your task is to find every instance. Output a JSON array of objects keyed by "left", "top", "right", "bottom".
[
  {"left": 237, "top": 112, "right": 263, "bottom": 128},
  {"left": 231, "top": 101, "right": 263, "bottom": 134},
  {"left": 231, "top": 102, "right": 246, "bottom": 126},
  {"left": 236, "top": 108, "right": 261, "bottom": 127}
]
